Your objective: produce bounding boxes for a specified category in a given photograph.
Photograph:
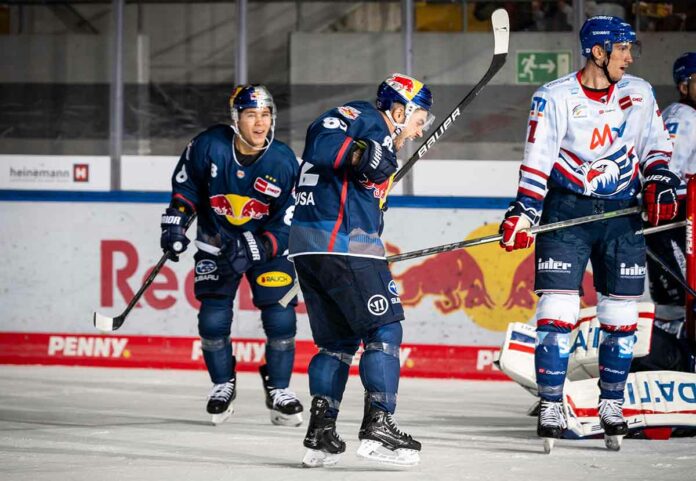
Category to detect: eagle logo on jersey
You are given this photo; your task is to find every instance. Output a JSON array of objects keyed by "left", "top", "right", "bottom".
[
  {"left": 209, "top": 194, "right": 270, "bottom": 226},
  {"left": 579, "top": 146, "right": 635, "bottom": 197}
]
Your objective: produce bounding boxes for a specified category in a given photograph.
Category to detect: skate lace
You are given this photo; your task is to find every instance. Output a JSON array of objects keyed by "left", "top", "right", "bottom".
[
  {"left": 269, "top": 388, "right": 299, "bottom": 407},
  {"left": 208, "top": 380, "right": 235, "bottom": 401},
  {"left": 598, "top": 399, "right": 624, "bottom": 424},
  {"left": 540, "top": 401, "right": 567, "bottom": 429},
  {"left": 385, "top": 413, "right": 412, "bottom": 440}
]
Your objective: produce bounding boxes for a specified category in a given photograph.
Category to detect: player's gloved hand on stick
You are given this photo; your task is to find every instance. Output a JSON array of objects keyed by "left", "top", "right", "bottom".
[
  {"left": 499, "top": 201, "right": 538, "bottom": 252},
  {"left": 642, "top": 170, "right": 680, "bottom": 226},
  {"left": 221, "top": 230, "right": 268, "bottom": 275},
  {"left": 160, "top": 207, "right": 190, "bottom": 261},
  {"left": 350, "top": 138, "right": 397, "bottom": 184}
]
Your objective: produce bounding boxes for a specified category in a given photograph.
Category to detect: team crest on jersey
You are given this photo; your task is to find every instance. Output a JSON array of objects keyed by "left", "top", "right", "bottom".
[
  {"left": 578, "top": 146, "right": 635, "bottom": 197},
  {"left": 337, "top": 105, "right": 361, "bottom": 120},
  {"left": 209, "top": 194, "right": 270, "bottom": 225},
  {"left": 254, "top": 177, "right": 282, "bottom": 198}
]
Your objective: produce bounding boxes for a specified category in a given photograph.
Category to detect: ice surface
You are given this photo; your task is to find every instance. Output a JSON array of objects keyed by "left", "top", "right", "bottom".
[{"left": 1, "top": 366, "right": 694, "bottom": 481}]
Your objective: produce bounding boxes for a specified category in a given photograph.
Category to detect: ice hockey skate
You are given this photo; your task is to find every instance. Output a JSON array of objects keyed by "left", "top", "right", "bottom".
[
  {"left": 599, "top": 398, "right": 628, "bottom": 451},
  {"left": 301, "top": 397, "right": 345, "bottom": 468},
  {"left": 537, "top": 399, "right": 567, "bottom": 453},
  {"left": 259, "top": 364, "right": 303, "bottom": 427},
  {"left": 206, "top": 377, "right": 236, "bottom": 425},
  {"left": 357, "top": 406, "right": 421, "bottom": 466}
]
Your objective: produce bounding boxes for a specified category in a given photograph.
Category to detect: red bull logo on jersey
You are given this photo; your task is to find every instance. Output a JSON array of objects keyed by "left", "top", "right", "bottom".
[
  {"left": 389, "top": 223, "right": 597, "bottom": 332},
  {"left": 209, "top": 194, "right": 270, "bottom": 226}
]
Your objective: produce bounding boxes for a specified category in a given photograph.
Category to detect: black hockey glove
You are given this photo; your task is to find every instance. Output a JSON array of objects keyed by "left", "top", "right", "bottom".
[
  {"left": 351, "top": 138, "right": 398, "bottom": 184},
  {"left": 160, "top": 207, "right": 190, "bottom": 262},
  {"left": 221, "top": 230, "right": 268, "bottom": 275},
  {"left": 643, "top": 169, "right": 680, "bottom": 226}
]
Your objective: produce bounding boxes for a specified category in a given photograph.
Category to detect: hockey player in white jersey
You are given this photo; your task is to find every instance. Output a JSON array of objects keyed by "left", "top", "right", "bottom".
[
  {"left": 498, "top": 16, "right": 680, "bottom": 452},
  {"left": 638, "top": 52, "right": 696, "bottom": 372}
]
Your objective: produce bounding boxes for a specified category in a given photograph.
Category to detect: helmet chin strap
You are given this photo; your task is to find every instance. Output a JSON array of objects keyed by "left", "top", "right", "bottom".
[
  {"left": 231, "top": 122, "right": 275, "bottom": 152},
  {"left": 592, "top": 52, "right": 617, "bottom": 86},
  {"left": 384, "top": 109, "right": 406, "bottom": 140}
]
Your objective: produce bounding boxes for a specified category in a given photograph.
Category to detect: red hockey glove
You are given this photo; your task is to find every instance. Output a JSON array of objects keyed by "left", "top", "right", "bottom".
[
  {"left": 499, "top": 202, "right": 537, "bottom": 252},
  {"left": 642, "top": 170, "right": 680, "bottom": 226}
]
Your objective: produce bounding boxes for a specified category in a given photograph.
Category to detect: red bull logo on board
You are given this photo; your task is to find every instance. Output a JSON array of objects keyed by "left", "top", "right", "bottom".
[
  {"left": 389, "top": 223, "right": 597, "bottom": 332},
  {"left": 209, "top": 194, "right": 270, "bottom": 226}
]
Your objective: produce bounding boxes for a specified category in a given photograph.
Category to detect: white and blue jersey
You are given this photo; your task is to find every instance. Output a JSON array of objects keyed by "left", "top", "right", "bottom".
[
  {"left": 662, "top": 101, "right": 696, "bottom": 199},
  {"left": 288, "top": 101, "right": 394, "bottom": 259},
  {"left": 516, "top": 71, "right": 674, "bottom": 218},
  {"left": 171, "top": 124, "right": 299, "bottom": 257}
]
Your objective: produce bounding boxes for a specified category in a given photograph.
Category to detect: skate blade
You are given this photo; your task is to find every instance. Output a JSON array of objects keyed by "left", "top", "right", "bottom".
[
  {"left": 604, "top": 434, "right": 623, "bottom": 451},
  {"left": 356, "top": 439, "right": 420, "bottom": 467},
  {"left": 270, "top": 411, "right": 303, "bottom": 427},
  {"left": 210, "top": 404, "right": 234, "bottom": 425},
  {"left": 542, "top": 437, "right": 555, "bottom": 454},
  {"left": 302, "top": 448, "right": 341, "bottom": 468}
]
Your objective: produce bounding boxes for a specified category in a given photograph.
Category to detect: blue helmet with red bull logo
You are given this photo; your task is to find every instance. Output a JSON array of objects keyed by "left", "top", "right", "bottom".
[
  {"left": 229, "top": 84, "right": 276, "bottom": 151},
  {"left": 673, "top": 52, "right": 696, "bottom": 85},
  {"left": 580, "top": 16, "right": 638, "bottom": 58},
  {"left": 376, "top": 73, "right": 434, "bottom": 132}
]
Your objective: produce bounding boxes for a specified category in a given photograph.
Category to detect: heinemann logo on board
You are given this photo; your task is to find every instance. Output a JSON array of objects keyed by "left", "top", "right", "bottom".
[{"left": 8, "top": 164, "right": 89, "bottom": 183}]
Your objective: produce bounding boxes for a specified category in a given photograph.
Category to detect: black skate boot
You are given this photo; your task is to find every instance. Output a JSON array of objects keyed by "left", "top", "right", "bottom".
[
  {"left": 206, "top": 376, "right": 236, "bottom": 425},
  {"left": 599, "top": 398, "right": 628, "bottom": 451},
  {"left": 259, "top": 364, "right": 303, "bottom": 427},
  {"left": 357, "top": 406, "right": 421, "bottom": 466},
  {"left": 537, "top": 399, "right": 567, "bottom": 454},
  {"left": 302, "top": 397, "right": 345, "bottom": 468}
]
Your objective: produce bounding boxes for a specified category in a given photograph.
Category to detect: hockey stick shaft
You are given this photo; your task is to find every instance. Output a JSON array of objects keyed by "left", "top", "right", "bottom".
[
  {"left": 93, "top": 214, "right": 196, "bottom": 331},
  {"left": 387, "top": 206, "right": 642, "bottom": 263},
  {"left": 392, "top": 9, "right": 509, "bottom": 184},
  {"left": 646, "top": 245, "right": 696, "bottom": 298}
]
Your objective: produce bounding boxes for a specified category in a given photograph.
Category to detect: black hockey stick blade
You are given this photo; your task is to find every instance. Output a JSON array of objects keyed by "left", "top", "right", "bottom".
[{"left": 393, "top": 8, "right": 509, "bottom": 184}]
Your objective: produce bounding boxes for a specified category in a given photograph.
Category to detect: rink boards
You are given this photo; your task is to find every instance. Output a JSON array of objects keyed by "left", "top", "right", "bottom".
[{"left": 0, "top": 190, "right": 598, "bottom": 380}]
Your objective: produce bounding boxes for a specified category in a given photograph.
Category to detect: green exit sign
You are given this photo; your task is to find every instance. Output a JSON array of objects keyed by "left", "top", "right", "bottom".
[{"left": 516, "top": 51, "right": 572, "bottom": 84}]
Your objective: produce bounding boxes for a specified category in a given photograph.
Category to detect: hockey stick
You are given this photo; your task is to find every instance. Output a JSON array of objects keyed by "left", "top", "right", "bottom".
[
  {"left": 387, "top": 206, "right": 643, "bottom": 263},
  {"left": 392, "top": 8, "right": 509, "bottom": 184},
  {"left": 93, "top": 215, "right": 196, "bottom": 332}
]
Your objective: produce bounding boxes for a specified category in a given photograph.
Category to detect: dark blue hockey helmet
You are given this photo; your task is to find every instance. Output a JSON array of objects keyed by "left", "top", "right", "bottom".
[
  {"left": 376, "top": 73, "right": 434, "bottom": 131},
  {"left": 580, "top": 16, "right": 639, "bottom": 59},
  {"left": 229, "top": 84, "right": 276, "bottom": 124},
  {"left": 673, "top": 52, "right": 696, "bottom": 85}
]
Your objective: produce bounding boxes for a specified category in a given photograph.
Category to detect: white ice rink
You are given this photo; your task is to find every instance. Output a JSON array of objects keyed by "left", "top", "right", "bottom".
[{"left": 1, "top": 366, "right": 695, "bottom": 481}]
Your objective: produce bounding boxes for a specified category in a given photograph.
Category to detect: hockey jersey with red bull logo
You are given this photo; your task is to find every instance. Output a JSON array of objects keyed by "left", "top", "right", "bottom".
[
  {"left": 517, "top": 71, "right": 674, "bottom": 217},
  {"left": 170, "top": 124, "right": 299, "bottom": 256},
  {"left": 288, "top": 101, "right": 393, "bottom": 259},
  {"left": 663, "top": 101, "right": 696, "bottom": 199}
]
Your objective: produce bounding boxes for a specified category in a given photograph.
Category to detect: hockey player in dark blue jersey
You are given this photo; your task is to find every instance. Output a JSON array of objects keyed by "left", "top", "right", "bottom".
[
  {"left": 160, "top": 85, "right": 303, "bottom": 427},
  {"left": 288, "top": 73, "right": 434, "bottom": 467}
]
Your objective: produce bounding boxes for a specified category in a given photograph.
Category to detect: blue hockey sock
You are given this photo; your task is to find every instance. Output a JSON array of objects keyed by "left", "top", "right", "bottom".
[
  {"left": 308, "top": 340, "right": 359, "bottom": 418},
  {"left": 198, "top": 297, "right": 235, "bottom": 384},
  {"left": 535, "top": 324, "right": 571, "bottom": 402},
  {"left": 261, "top": 305, "right": 297, "bottom": 389},
  {"left": 359, "top": 322, "right": 402, "bottom": 414},
  {"left": 598, "top": 329, "right": 636, "bottom": 400}
]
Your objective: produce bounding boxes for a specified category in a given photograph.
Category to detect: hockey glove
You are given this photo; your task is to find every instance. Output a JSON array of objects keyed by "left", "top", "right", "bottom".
[
  {"left": 160, "top": 207, "right": 190, "bottom": 261},
  {"left": 222, "top": 230, "right": 268, "bottom": 275},
  {"left": 499, "top": 201, "right": 538, "bottom": 252},
  {"left": 643, "top": 170, "right": 680, "bottom": 226},
  {"left": 351, "top": 139, "right": 398, "bottom": 184}
]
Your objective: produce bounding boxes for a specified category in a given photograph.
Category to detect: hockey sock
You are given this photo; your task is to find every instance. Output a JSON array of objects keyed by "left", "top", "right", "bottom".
[
  {"left": 261, "top": 305, "right": 297, "bottom": 389},
  {"left": 598, "top": 328, "right": 636, "bottom": 400},
  {"left": 535, "top": 323, "right": 572, "bottom": 402},
  {"left": 359, "top": 322, "right": 402, "bottom": 414},
  {"left": 198, "top": 297, "right": 235, "bottom": 384},
  {"left": 308, "top": 340, "right": 359, "bottom": 418}
]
